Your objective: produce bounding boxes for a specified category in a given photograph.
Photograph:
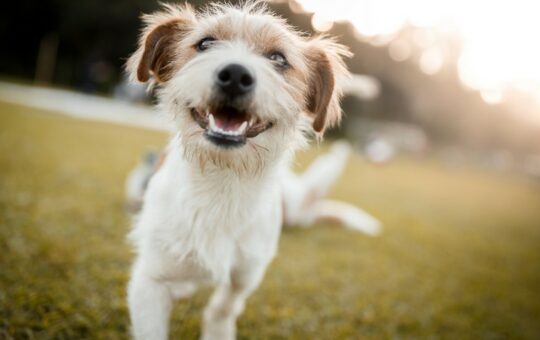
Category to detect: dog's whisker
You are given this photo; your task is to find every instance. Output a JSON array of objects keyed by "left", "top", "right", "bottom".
[{"left": 252, "top": 141, "right": 269, "bottom": 153}]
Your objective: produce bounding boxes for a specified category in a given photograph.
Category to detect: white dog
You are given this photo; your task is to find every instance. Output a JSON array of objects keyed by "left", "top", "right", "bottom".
[{"left": 126, "top": 2, "right": 380, "bottom": 339}]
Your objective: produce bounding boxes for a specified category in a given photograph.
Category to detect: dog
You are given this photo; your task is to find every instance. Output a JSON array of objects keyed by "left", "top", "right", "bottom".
[{"left": 126, "top": 2, "right": 380, "bottom": 339}]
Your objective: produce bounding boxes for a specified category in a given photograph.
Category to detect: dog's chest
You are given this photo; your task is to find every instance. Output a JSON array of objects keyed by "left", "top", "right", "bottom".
[{"left": 144, "top": 163, "right": 281, "bottom": 283}]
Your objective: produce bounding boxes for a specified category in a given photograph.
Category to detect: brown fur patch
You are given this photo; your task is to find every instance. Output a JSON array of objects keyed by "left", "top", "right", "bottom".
[
  {"left": 127, "top": 3, "right": 198, "bottom": 84},
  {"left": 202, "top": 13, "right": 297, "bottom": 57},
  {"left": 306, "top": 48, "right": 336, "bottom": 132},
  {"left": 137, "top": 20, "right": 184, "bottom": 82}
]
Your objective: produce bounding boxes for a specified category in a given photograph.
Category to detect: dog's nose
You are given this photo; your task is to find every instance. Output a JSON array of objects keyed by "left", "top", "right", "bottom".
[{"left": 215, "top": 64, "right": 255, "bottom": 98}]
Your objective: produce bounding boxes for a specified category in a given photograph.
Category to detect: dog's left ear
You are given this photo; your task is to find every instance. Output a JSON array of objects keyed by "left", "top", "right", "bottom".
[{"left": 305, "top": 38, "right": 351, "bottom": 134}]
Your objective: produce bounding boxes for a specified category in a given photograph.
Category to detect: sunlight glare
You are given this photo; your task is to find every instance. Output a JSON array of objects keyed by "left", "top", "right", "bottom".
[
  {"left": 311, "top": 13, "right": 334, "bottom": 32},
  {"left": 420, "top": 47, "right": 444, "bottom": 75},
  {"left": 388, "top": 39, "right": 411, "bottom": 62},
  {"left": 292, "top": 0, "right": 540, "bottom": 104}
]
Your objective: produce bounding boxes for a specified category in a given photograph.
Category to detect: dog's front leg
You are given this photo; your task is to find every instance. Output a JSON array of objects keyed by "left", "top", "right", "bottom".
[
  {"left": 201, "top": 263, "right": 267, "bottom": 340},
  {"left": 128, "top": 258, "right": 173, "bottom": 340}
]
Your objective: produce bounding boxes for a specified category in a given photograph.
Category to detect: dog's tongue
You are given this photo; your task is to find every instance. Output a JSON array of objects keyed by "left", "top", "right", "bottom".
[{"left": 212, "top": 107, "right": 247, "bottom": 131}]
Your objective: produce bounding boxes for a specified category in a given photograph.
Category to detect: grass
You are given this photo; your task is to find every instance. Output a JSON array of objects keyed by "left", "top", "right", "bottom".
[{"left": 1, "top": 101, "right": 540, "bottom": 339}]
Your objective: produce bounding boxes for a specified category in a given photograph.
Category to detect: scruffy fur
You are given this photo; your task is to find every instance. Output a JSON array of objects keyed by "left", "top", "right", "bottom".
[{"left": 125, "top": 2, "right": 360, "bottom": 339}]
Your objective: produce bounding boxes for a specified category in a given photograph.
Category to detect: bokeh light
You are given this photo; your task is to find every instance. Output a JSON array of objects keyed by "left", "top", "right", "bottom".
[{"left": 290, "top": 0, "right": 540, "bottom": 106}]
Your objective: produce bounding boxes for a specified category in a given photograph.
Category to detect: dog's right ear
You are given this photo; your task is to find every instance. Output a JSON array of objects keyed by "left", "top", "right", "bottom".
[{"left": 126, "top": 4, "right": 197, "bottom": 83}]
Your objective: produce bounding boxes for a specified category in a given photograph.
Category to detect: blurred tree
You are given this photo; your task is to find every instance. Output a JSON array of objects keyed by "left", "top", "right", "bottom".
[{"left": 1, "top": 0, "right": 209, "bottom": 92}]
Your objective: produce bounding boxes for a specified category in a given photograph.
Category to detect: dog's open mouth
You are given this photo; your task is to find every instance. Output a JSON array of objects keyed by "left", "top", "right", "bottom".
[{"left": 191, "top": 106, "right": 273, "bottom": 148}]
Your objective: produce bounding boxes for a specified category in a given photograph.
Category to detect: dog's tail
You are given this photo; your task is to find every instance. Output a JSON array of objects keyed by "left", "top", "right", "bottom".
[{"left": 282, "top": 141, "right": 382, "bottom": 236}]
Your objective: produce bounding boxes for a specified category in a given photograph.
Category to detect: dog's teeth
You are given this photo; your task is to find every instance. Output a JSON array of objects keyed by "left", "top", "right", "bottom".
[
  {"left": 209, "top": 114, "right": 216, "bottom": 130},
  {"left": 238, "top": 121, "right": 248, "bottom": 134},
  {"left": 208, "top": 115, "right": 249, "bottom": 136}
]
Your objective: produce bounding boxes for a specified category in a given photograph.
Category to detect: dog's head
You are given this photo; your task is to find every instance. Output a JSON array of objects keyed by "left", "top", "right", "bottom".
[{"left": 127, "top": 1, "right": 350, "bottom": 173}]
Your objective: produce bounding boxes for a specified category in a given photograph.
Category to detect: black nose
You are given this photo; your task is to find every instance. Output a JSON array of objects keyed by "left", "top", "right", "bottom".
[{"left": 215, "top": 64, "right": 255, "bottom": 98}]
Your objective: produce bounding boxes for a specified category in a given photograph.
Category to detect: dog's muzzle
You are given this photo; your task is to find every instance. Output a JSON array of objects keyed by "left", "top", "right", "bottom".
[{"left": 189, "top": 63, "right": 273, "bottom": 148}]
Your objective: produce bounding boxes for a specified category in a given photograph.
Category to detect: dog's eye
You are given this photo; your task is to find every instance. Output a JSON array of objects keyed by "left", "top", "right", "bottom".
[
  {"left": 196, "top": 37, "right": 216, "bottom": 52},
  {"left": 268, "top": 52, "right": 288, "bottom": 68}
]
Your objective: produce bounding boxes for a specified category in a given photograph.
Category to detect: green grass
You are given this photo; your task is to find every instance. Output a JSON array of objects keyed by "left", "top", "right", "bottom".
[{"left": 1, "top": 101, "right": 540, "bottom": 339}]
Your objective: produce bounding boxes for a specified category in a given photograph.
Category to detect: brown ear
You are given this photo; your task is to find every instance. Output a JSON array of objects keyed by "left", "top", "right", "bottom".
[
  {"left": 127, "top": 4, "right": 196, "bottom": 83},
  {"left": 305, "top": 39, "right": 351, "bottom": 133},
  {"left": 136, "top": 21, "right": 182, "bottom": 82}
]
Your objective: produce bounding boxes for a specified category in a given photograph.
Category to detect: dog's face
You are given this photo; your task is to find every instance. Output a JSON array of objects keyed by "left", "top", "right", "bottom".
[{"left": 128, "top": 2, "right": 350, "bottom": 173}]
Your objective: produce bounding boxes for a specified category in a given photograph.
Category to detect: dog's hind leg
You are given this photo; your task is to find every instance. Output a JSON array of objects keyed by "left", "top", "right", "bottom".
[
  {"left": 300, "top": 140, "right": 353, "bottom": 200},
  {"left": 282, "top": 141, "right": 381, "bottom": 235}
]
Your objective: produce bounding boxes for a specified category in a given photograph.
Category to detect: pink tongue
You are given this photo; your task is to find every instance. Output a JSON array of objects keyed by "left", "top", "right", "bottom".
[
  {"left": 215, "top": 117, "right": 243, "bottom": 131},
  {"left": 213, "top": 108, "right": 247, "bottom": 131}
]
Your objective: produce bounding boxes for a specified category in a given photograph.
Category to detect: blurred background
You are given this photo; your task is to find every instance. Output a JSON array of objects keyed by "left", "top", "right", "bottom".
[
  {"left": 2, "top": 0, "right": 540, "bottom": 171},
  {"left": 1, "top": 0, "right": 540, "bottom": 339}
]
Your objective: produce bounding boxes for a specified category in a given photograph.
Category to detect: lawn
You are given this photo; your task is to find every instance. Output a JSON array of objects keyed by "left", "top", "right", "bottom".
[{"left": 1, "top": 101, "right": 540, "bottom": 339}]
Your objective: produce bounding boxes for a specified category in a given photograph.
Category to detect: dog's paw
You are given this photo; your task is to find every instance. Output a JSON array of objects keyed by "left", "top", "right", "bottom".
[
  {"left": 347, "top": 218, "right": 382, "bottom": 236},
  {"left": 201, "top": 307, "right": 237, "bottom": 340}
]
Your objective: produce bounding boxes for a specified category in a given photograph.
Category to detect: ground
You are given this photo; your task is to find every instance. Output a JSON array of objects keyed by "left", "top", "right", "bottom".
[{"left": 1, "top": 101, "right": 540, "bottom": 339}]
